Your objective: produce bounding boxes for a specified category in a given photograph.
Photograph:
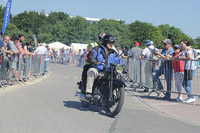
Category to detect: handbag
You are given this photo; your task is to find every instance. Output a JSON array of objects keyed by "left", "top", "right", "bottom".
[
  {"left": 184, "top": 49, "right": 193, "bottom": 81},
  {"left": 184, "top": 69, "right": 192, "bottom": 80}
]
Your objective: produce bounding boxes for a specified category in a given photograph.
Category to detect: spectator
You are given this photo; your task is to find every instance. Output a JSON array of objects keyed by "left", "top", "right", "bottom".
[
  {"left": 44, "top": 45, "right": 51, "bottom": 72},
  {"left": 52, "top": 48, "right": 57, "bottom": 63},
  {"left": 17, "top": 34, "right": 26, "bottom": 80},
  {"left": 34, "top": 43, "right": 47, "bottom": 75},
  {"left": 129, "top": 42, "right": 143, "bottom": 59},
  {"left": 178, "top": 40, "right": 196, "bottom": 103},
  {"left": 18, "top": 34, "right": 24, "bottom": 44},
  {"left": 63, "top": 48, "right": 69, "bottom": 64},
  {"left": 23, "top": 40, "right": 33, "bottom": 55},
  {"left": 7, "top": 36, "right": 20, "bottom": 84},
  {"left": 0, "top": 34, "right": 12, "bottom": 55},
  {"left": 117, "top": 47, "right": 122, "bottom": 56},
  {"left": 171, "top": 45, "right": 184, "bottom": 101},
  {"left": 23, "top": 40, "right": 33, "bottom": 78},
  {"left": 35, "top": 43, "right": 47, "bottom": 55},
  {"left": 121, "top": 46, "right": 128, "bottom": 59},
  {"left": 141, "top": 40, "right": 152, "bottom": 59},
  {"left": 140, "top": 40, "right": 154, "bottom": 92},
  {"left": 152, "top": 39, "right": 174, "bottom": 99},
  {"left": 1, "top": 36, "right": 13, "bottom": 80}
]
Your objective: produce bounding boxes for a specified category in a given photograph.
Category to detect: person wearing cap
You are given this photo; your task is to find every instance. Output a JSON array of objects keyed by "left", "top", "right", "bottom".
[
  {"left": 141, "top": 40, "right": 154, "bottom": 59},
  {"left": 140, "top": 40, "right": 153, "bottom": 92},
  {"left": 170, "top": 45, "right": 184, "bottom": 101},
  {"left": 152, "top": 39, "right": 174, "bottom": 99},
  {"left": 129, "top": 42, "right": 143, "bottom": 59}
]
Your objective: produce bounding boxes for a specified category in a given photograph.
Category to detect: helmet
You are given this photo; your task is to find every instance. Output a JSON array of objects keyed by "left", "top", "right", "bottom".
[
  {"left": 97, "top": 33, "right": 106, "bottom": 43},
  {"left": 102, "top": 34, "right": 116, "bottom": 47}
]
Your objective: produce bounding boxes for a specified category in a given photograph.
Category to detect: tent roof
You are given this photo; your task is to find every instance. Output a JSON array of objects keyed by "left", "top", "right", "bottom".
[
  {"left": 70, "top": 43, "right": 88, "bottom": 50},
  {"left": 48, "top": 42, "right": 70, "bottom": 50}
]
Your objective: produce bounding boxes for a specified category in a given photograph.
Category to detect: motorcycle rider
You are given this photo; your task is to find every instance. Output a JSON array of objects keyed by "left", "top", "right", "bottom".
[
  {"left": 85, "top": 34, "right": 125, "bottom": 99},
  {"left": 81, "top": 33, "right": 106, "bottom": 93}
]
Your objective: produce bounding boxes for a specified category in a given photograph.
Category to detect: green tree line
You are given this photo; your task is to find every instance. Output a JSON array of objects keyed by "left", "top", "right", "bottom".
[{"left": 1, "top": 6, "right": 199, "bottom": 49}]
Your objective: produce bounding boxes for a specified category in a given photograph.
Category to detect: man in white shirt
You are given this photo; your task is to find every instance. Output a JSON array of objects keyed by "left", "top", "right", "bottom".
[
  {"left": 141, "top": 40, "right": 158, "bottom": 59},
  {"left": 140, "top": 40, "right": 154, "bottom": 92},
  {"left": 34, "top": 43, "right": 47, "bottom": 74},
  {"left": 35, "top": 43, "right": 47, "bottom": 55}
]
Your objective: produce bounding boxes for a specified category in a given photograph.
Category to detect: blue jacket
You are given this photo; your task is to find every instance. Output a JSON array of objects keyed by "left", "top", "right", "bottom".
[{"left": 87, "top": 45, "right": 124, "bottom": 72}]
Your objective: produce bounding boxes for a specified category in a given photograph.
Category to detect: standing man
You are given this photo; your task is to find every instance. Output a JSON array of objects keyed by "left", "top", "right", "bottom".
[
  {"left": 116, "top": 47, "right": 122, "bottom": 56},
  {"left": 140, "top": 40, "right": 153, "bottom": 92},
  {"left": 121, "top": 46, "right": 128, "bottom": 59},
  {"left": 152, "top": 39, "right": 174, "bottom": 99},
  {"left": 34, "top": 43, "right": 47, "bottom": 75},
  {"left": 17, "top": 34, "right": 26, "bottom": 80},
  {"left": 1, "top": 36, "right": 13, "bottom": 80},
  {"left": 129, "top": 42, "right": 143, "bottom": 59}
]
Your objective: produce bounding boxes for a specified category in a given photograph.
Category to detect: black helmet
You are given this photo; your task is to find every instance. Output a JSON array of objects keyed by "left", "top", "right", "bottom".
[{"left": 102, "top": 34, "right": 116, "bottom": 47}]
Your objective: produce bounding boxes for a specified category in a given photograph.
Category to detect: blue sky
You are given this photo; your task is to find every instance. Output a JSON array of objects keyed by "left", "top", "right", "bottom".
[{"left": 1, "top": 0, "right": 200, "bottom": 38}]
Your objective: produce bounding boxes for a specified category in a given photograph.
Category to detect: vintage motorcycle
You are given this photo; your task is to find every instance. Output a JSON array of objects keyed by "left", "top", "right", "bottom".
[{"left": 75, "top": 63, "right": 127, "bottom": 117}]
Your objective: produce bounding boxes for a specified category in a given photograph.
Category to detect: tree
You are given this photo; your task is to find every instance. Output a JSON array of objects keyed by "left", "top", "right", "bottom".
[
  {"left": 11, "top": 11, "right": 47, "bottom": 35},
  {"left": 68, "top": 16, "right": 90, "bottom": 44},
  {"left": 158, "top": 24, "right": 195, "bottom": 47},
  {"left": 195, "top": 37, "right": 200, "bottom": 44},
  {"left": 128, "top": 21, "right": 163, "bottom": 48}
]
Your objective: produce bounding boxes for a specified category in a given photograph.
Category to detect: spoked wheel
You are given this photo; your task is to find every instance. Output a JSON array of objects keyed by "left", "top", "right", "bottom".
[{"left": 105, "top": 87, "right": 125, "bottom": 117}]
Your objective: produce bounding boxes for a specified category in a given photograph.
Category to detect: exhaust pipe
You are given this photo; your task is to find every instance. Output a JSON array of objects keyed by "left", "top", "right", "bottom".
[{"left": 75, "top": 91, "right": 88, "bottom": 102}]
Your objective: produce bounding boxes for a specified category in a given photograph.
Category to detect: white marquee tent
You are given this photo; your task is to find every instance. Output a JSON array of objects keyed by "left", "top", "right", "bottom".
[
  {"left": 70, "top": 43, "right": 88, "bottom": 51},
  {"left": 48, "top": 42, "right": 70, "bottom": 51}
]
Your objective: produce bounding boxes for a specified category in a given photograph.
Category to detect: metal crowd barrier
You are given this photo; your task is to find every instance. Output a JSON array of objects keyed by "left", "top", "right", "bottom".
[
  {"left": 127, "top": 58, "right": 200, "bottom": 104},
  {"left": 0, "top": 53, "right": 49, "bottom": 87}
]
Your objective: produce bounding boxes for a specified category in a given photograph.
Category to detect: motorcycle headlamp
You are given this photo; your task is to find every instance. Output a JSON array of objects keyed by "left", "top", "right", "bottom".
[{"left": 116, "top": 64, "right": 123, "bottom": 74}]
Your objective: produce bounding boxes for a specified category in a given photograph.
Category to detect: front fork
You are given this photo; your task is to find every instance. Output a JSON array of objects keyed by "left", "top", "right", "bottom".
[{"left": 108, "top": 66, "right": 113, "bottom": 102}]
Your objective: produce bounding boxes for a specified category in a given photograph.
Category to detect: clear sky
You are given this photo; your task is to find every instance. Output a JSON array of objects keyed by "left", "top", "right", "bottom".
[{"left": 1, "top": 0, "right": 200, "bottom": 39}]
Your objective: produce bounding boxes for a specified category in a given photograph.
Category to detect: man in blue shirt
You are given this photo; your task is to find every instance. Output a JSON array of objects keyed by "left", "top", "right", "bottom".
[{"left": 152, "top": 39, "right": 174, "bottom": 99}]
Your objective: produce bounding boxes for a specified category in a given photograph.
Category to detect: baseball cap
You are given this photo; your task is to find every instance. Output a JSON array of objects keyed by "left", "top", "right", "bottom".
[
  {"left": 135, "top": 42, "right": 139, "bottom": 46},
  {"left": 144, "top": 40, "right": 153, "bottom": 45},
  {"left": 163, "top": 39, "right": 171, "bottom": 44},
  {"left": 173, "top": 45, "right": 181, "bottom": 49}
]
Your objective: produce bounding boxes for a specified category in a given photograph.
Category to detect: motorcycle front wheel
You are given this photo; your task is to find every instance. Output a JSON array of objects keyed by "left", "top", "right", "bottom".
[{"left": 105, "top": 87, "right": 125, "bottom": 118}]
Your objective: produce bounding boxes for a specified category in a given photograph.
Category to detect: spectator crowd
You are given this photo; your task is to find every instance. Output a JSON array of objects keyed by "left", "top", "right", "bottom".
[
  {"left": 0, "top": 33, "right": 51, "bottom": 86},
  {"left": 1, "top": 32, "right": 198, "bottom": 104}
]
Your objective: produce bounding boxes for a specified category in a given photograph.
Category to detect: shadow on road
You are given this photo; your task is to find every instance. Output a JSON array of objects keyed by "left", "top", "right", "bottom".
[
  {"left": 63, "top": 101, "right": 106, "bottom": 115},
  {"left": 125, "top": 89, "right": 200, "bottom": 106},
  {"left": 125, "top": 89, "right": 177, "bottom": 102}
]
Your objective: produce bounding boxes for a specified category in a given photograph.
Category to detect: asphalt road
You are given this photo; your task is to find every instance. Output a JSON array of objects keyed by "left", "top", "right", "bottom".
[{"left": 0, "top": 63, "right": 200, "bottom": 133}]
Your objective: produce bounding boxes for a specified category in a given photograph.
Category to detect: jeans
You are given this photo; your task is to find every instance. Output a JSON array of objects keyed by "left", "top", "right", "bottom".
[
  {"left": 152, "top": 67, "right": 173, "bottom": 98},
  {"left": 182, "top": 69, "right": 196, "bottom": 98}
]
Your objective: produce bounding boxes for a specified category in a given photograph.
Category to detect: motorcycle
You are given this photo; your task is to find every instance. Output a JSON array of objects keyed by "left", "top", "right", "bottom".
[{"left": 75, "top": 63, "right": 127, "bottom": 117}]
